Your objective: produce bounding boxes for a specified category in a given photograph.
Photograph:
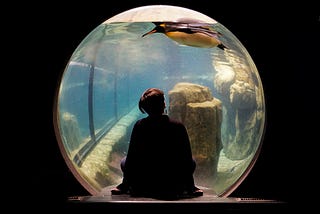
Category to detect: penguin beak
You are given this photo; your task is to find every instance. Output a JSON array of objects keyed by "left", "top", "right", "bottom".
[{"left": 142, "top": 29, "right": 157, "bottom": 37}]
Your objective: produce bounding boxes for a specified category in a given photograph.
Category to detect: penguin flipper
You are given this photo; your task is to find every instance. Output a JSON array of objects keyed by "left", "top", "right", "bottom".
[{"left": 217, "top": 43, "right": 228, "bottom": 50}]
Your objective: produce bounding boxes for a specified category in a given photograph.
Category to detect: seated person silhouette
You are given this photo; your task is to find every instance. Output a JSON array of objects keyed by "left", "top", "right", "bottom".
[{"left": 111, "top": 88, "right": 203, "bottom": 199}]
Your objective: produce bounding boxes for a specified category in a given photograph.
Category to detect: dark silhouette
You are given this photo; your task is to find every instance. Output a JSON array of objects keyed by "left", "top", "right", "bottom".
[{"left": 111, "top": 88, "right": 203, "bottom": 199}]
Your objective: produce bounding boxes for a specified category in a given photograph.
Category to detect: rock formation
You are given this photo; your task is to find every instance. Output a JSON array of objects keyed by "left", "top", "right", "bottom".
[
  {"left": 168, "top": 82, "right": 222, "bottom": 185},
  {"left": 213, "top": 49, "right": 265, "bottom": 160}
]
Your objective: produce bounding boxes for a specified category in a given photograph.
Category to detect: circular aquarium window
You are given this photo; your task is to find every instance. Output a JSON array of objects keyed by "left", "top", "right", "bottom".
[{"left": 53, "top": 5, "right": 266, "bottom": 197}]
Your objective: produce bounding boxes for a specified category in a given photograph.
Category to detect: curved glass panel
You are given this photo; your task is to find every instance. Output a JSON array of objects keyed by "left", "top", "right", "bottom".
[{"left": 53, "top": 5, "right": 265, "bottom": 197}]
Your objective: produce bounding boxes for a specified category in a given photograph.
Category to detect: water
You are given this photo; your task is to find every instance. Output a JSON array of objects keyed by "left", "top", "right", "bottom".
[{"left": 56, "top": 21, "right": 265, "bottom": 196}]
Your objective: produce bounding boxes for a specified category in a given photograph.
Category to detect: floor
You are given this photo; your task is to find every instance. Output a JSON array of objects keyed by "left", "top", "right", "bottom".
[{"left": 65, "top": 186, "right": 288, "bottom": 212}]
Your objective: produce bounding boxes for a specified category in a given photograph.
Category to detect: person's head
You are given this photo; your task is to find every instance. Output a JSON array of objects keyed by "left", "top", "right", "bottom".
[{"left": 139, "top": 88, "right": 166, "bottom": 116}]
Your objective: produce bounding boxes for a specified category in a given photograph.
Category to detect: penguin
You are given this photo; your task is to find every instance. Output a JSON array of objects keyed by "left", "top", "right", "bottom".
[{"left": 142, "top": 21, "right": 228, "bottom": 50}]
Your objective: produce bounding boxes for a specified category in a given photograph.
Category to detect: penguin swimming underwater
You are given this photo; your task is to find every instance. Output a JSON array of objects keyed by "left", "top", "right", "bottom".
[{"left": 142, "top": 21, "right": 228, "bottom": 50}]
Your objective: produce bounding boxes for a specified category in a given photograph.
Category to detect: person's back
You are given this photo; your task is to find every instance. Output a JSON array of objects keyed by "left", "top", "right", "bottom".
[
  {"left": 112, "top": 88, "right": 203, "bottom": 199},
  {"left": 127, "top": 114, "right": 194, "bottom": 197}
]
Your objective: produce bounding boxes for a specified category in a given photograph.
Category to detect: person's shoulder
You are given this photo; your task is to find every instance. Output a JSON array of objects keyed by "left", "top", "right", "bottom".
[
  {"left": 166, "top": 115, "right": 184, "bottom": 126},
  {"left": 134, "top": 117, "right": 146, "bottom": 126}
]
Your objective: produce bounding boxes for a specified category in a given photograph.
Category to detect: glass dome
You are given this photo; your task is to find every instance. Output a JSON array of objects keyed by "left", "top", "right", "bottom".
[{"left": 53, "top": 5, "right": 265, "bottom": 197}]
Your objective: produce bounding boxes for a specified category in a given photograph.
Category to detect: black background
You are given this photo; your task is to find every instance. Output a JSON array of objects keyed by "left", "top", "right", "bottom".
[{"left": 11, "top": 0, "right": 319, "bottom": 212}]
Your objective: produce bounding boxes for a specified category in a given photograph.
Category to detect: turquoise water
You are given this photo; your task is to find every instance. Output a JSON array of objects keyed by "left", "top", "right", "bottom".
[{"left": 56, "top": 21, "right": 265, "bottom": 196}]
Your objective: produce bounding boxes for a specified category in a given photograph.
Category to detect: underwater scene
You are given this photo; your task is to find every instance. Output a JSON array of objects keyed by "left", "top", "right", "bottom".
[{"left": 56, "top": 20, "right": 265, "bottom": 197}]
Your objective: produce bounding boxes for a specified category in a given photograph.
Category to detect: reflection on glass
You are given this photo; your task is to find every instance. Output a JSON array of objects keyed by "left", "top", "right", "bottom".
[{"left": 54, "top": 5, "right": 265, "bottom": 197}]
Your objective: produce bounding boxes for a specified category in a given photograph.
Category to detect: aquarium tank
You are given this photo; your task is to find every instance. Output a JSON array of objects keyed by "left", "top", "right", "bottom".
[{"left": 53, "top": 5, "right": 266, "bottom": 197}]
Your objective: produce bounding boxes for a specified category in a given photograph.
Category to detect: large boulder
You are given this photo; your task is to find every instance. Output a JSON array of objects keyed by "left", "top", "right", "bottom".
[
  {"left": 213, "top": 51, "right": 264, "bottom": 160},
  {"left": 168, "top": 82, "right": 222, "bottom": 185}
]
